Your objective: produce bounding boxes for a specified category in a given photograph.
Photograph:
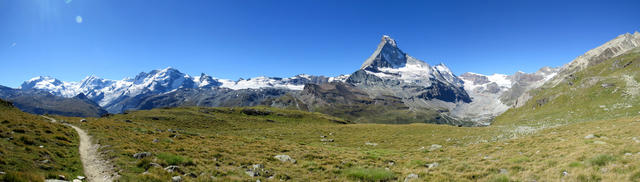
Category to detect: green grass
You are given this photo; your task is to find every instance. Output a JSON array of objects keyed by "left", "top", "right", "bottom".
[
  {"left": 344, "top": 168, "right": 395, "bottom": 181},
  {"left": 0, "top": 99, "right": 82, "bottom": 181},
  {"left": 157, "top": 152, "right": 193, "bottom": 166},
  {"left": 495, "top": 47, "right": 640, "bottom": 126},
  {"left": 44, "top": 103, "right": 640, "bottom": 181},
  {"left": 590, "top": 154, "right": 615, "bottom": 167}
]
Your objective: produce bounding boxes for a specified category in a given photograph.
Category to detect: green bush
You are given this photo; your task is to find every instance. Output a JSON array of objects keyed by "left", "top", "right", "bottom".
[
  {"left": 157, "top": 152, "right": 191, "bottom": 166},
  {"left": 590, "top": 154, "right": 615, "bottom": 166},
  {"left": 344, "top": 168, "right": 395, "bottom": 181}
]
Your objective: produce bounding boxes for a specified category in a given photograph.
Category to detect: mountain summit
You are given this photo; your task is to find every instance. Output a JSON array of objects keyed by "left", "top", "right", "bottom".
[{"left": 360, "top": 35, "right": 407, "bottom": 70}]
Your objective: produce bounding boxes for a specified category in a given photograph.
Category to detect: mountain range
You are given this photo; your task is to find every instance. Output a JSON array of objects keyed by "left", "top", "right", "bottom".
[{"left": 2, "top": 32, "right": 639, "bottom": 125}]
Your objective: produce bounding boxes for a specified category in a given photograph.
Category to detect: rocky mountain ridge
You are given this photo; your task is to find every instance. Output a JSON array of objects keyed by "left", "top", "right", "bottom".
[{"left": 8, "top": 32, "right": 640, "bottom": 125}]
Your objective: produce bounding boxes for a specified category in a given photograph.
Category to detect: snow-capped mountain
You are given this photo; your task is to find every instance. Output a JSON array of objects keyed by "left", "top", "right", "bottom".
[
  {"left": 19, "top": 67, "right": 341, "bottom": 113},
  {"left": 347, "top": 35, "right": 470, "bottom": 103},
  {"left": 455, "top": 67, "right": 559, "bottom": 123}
]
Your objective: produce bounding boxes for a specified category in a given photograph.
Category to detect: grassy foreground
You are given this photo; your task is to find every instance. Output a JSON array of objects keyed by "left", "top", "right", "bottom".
[
  {"left": 0, "top": 100, "right": 83, "bottom": 181},
  {"left": 50, "top": 105, "right": 640, "bottom": 181}
]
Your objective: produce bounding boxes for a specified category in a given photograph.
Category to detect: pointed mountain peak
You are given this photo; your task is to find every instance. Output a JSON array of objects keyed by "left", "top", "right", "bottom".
[
  {"left": 360, "top": 35, "right": 407, "bottom": 70},
  {"left": 381, "top": 35, "right": 397, "bottom": 47}
]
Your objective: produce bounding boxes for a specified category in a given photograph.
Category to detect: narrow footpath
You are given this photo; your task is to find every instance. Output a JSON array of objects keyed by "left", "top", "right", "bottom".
[{"left": 42, "top": 116, "right": 118, "bottom": 182}]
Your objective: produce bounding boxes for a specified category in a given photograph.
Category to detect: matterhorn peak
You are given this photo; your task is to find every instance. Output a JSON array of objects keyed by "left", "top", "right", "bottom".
[
  {"left": 360, "top": 35, "right": 407, "bottom": 70},
  {"left": 381, "top": 35, "right": 397, "bottom": 47}
]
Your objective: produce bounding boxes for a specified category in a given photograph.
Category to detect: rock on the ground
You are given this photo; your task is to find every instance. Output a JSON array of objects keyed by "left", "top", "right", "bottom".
[
  {"left": 585, "top": 134, "right": 595, "bottom": 139},
  {"left": 165, "top": 165, "right": 181, "bottom": 173},
  {"left": 404, "top": 173, "right": 419, "bottom": 182},
  {"left": 428, "top": 144, "right": 442, "bottom": 151},
  {"left": 72, "top": 179, "right": 81, "bottom": 182},
  {"left": 172, "top": 175, "right": 182, "bottom": 182},
  {"left": 320, "top": 138, "right": 334, "bottom": 142},
  {"left": 133, "top": 152, "right": 152, "bottom": 159},
  {"left": 76, "top": 176, "right": 85, "bottom": 180},
  {"left": 365, "top": 142, "right": 378, "bottom": 146},
  {"left": 44, "top": 180, "right": 68, "bottom": 182},
  {"left": 426, "top": 162, "right": 439, "bottom": 168},
  {"left": 500, "top": 168, "right": 508, "bottom": 174},
  {"left": 80, "top": 119, "right": 87, "bottom": 122},
  {"left": 274, "top": 154, "right": 296, "bottom": 163}
]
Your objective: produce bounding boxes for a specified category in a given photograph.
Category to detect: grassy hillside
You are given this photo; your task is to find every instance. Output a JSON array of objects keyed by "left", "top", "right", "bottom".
[
  {"left": 495, "top": 47, "right": 640, "bottom": 127},
  {"left": 51, "top": 104, "right": 640, "bottom": 181},
  {"left": 0, "top": 99, "right": 82, "bottom": 181}
]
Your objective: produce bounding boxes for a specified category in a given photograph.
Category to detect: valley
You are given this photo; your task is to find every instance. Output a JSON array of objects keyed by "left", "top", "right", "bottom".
[{"left": 1, "top": 30, "right": 640, "bottom": 181}]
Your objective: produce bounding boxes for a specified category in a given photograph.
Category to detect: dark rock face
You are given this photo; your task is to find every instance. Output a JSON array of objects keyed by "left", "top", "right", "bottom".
[
  {"left": 417, "top": 80, "right": 472, "bottom": 103},
  {"left": 360, "top": 36, "right": 408, "bottom": 70},
  {"left": 134, "top": 87, "right": 293, "bottom": 110}
]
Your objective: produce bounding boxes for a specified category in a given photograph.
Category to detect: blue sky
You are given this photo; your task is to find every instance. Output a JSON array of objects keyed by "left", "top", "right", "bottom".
[{"left": 1, "top": 0, "right": 639, "bottom": 87}]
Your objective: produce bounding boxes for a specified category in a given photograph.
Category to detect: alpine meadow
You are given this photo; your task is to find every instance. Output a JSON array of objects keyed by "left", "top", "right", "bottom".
[{"left": 2, "top": 0, "right": 640, "bottom": 182}]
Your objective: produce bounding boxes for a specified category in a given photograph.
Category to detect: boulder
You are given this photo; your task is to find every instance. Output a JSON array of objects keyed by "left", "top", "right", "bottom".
[
  {"left": 274, "top": 155, "right": 296, "bottom": 163},
  {"left": 133, "top": 152, "right": 152, "bottom": 159},
  {"left": 172, "top": 176, "right": 182, "bottom": 182},
  {"left": 320, "top": 138, "right": 334, "bottom": 142},
  {"left": 428, "top": 144, "right": 442, "bottom": 151},
  {"left": 165, "top": 165, "right": 181, "bottom": 173},
  {"left": 426, "top": 162, "right": 439, "bottom": 168},
  {"left": 80, "top": 119, "right": 87, "bottom": 122},
  {"left": 585, "top": 134, "right": 595, "bottom": 139},
  {"left": 404, "top": 173, "right": 418, "bottom": 182}
]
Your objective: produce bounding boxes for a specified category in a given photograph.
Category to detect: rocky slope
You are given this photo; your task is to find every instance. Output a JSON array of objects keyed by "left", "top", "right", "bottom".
[{"left": 495, "top": 32, "right": 640, "bottom": 125}]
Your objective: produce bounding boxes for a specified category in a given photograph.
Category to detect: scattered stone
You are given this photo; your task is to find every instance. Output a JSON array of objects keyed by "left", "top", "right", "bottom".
[
  {"left": 39, "top": 145, "right": 44, "bottom": 148},
  {"left": 387, "top": 160, "right": 395, "bottom": 166},
  {"left": 632, "top": 137, "right": 640, "bottom": 143},
  {"left": 58, "top": 175, "right": 66, "bottom": 180},
  {"left": 72, "top": 179, "right": 81, "bottom": 182},
  {"left": 80, "top": 119, "right": 87, "bottom": 122},
  {"left": 245, "top": 164, "right": 268, "bottom": 177},
  {"left": 585, "top": 134, "right": 595, "bottom": 139},
  {"left": 428, "top": 144, "right": 442, "bottom": 151},
  {"left": 562, "top": 171, "right": 569, "bottom": 176},
  {"left": 133, "top": 152, "right": 152, "bottom": 159},
  {"left": 426, "top": 162, "right": 439, "bottom": 168},
  {"left": 256, "top": 180, "right": 261, "bottom": 182},
  {"left": 172, "top": 175, "right": 182, "bottom": 182},
  {"left": 152, "top": 138, "right": 159, "bottom": 143},
  {"left": 44, "top": 180, "right": 67, "bottom": 182},
  {"left": 500, "top": 168, "right": 508, "bottom": 174},
  {"left": 274, "top": 155, "right": 296, "bottom": 163},
  {"left": 365, "top": 142, "right": 378, "bottom": 146},
  {"left": 404, "top": 173, "right": 419, "bottom": 182},
  {"left": 168, "top": 129, "right": 176, "bottom": 133},
  {"left": 625, "top": 153, "right": 633, "bottom": 156},
  {"left": 594, "top": 141, "right": 607, "bottom": 145},
  {"left": 165, "top": 165, "right": 181, "bottom": 173},
  {"left": 76, "top": 176, "right": 85, "bottom": 180},
  {"left": 320, "top": 135, "right": 326, "bottom": 138},
  {"left": 320, "top": 138, "right": 334, "bottom": 142},
  {"left": 0, "top": 171, "right": 4, "bottom": 175}
]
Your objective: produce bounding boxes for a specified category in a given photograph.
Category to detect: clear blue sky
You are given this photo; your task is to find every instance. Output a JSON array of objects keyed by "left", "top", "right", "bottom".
[{"left": 1, "top": 0, "right": 639, "bottom": 88}]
